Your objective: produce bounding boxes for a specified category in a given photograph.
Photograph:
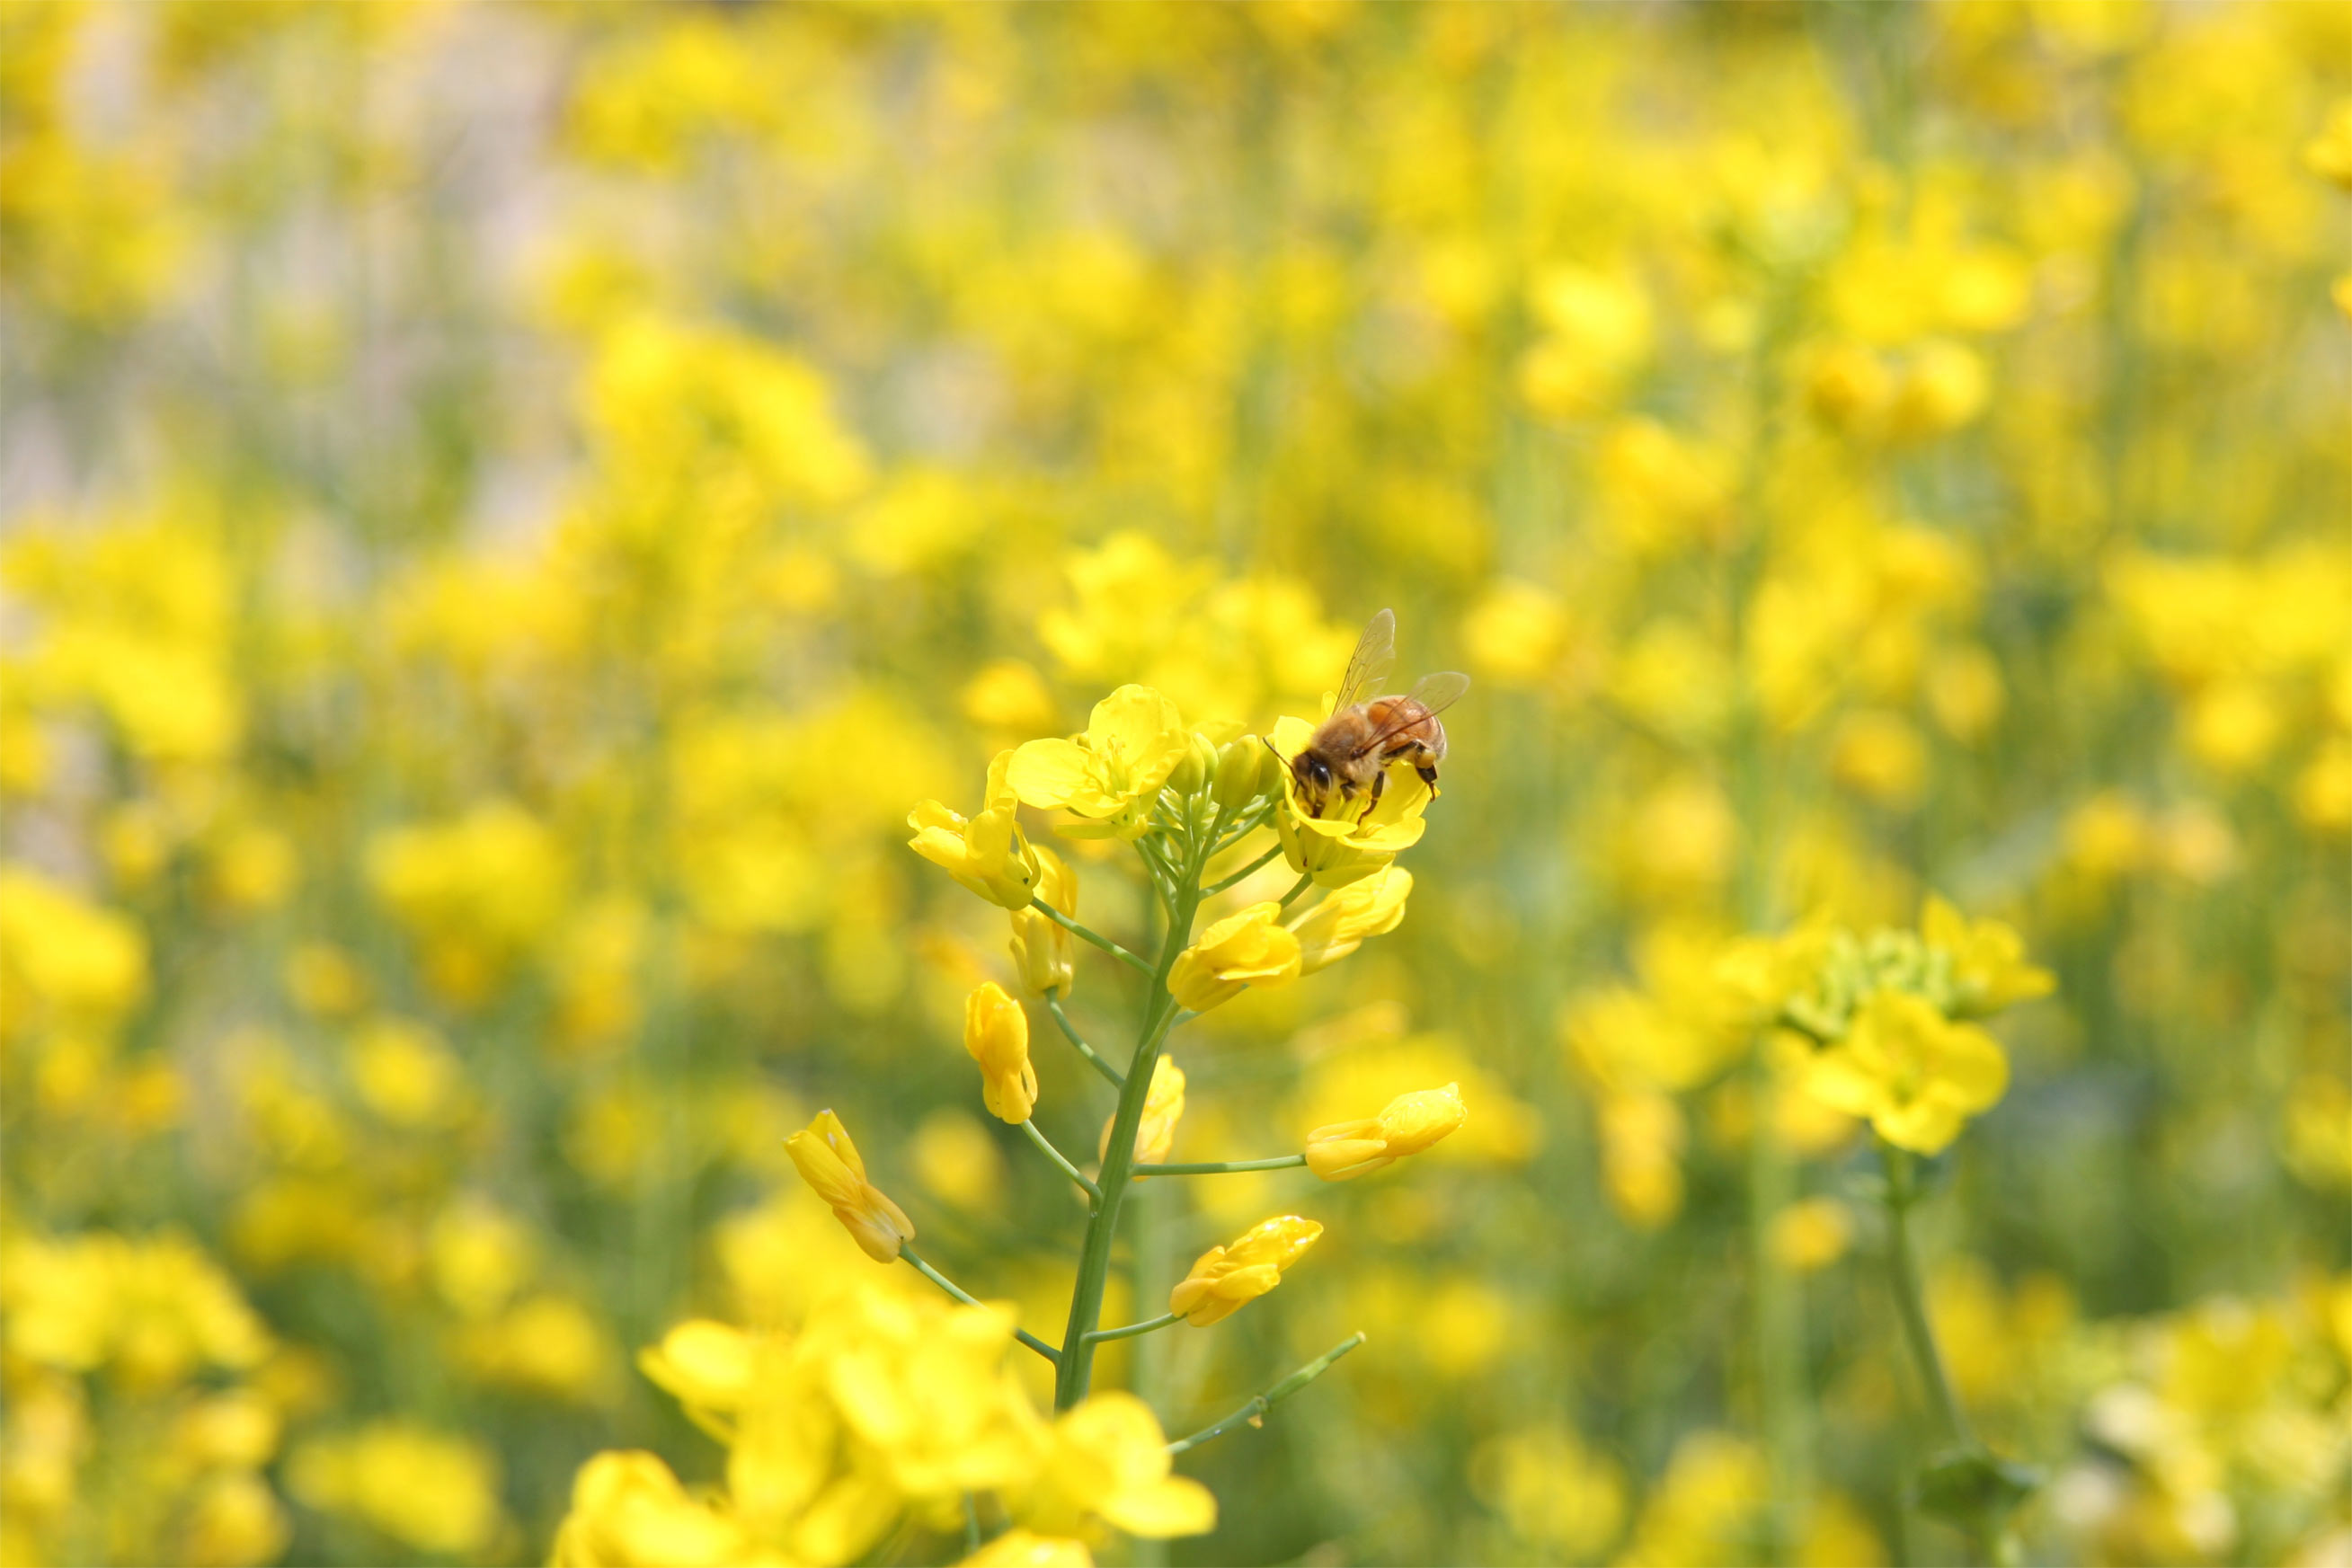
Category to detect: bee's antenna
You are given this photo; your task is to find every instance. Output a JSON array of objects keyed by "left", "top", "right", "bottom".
[{"left": 1256, "top": 733, "right": 1284, "bottom": 762}]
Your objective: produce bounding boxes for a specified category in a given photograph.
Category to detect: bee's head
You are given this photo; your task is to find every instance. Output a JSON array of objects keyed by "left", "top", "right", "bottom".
[{"left": 1291, "top": 749, "right": 1338, "bottom": 816}]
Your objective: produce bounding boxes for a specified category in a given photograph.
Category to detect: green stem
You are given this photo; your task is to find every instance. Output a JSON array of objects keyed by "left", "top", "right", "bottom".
[
  {"left": 901, "top": 1244, "right": 1061, "bottom": 1365},
  {"left": 1043, "top": 991, "right": 1123, "bottom": 1088},
  {"left": 1055, "top": 841, "right": 1206, "bottom": 1409},
  {"left": 1881, "top": 1147, "right": 1968, "bottom": 1448},
  {"left": 1084, "top": 1311, "right": 1181, "bottom": 1344},
  {"left": 1164, "top": 1332, "right": 1367, "bottom": 1455},
  {"left": 1204, "top": 842, "right": 1285, "bottom": 895},
  {"left": 1277, "top": 872, "right": 1314, "bottom": 909},
  {"left": 1021, "top": 1119, "right": 1101, "bottom": 1202},
  {"left": 1032, "top": 899, "right": 1152, "bottom": 975},
  {"left": 1134, "top": 1155, "right": 1307, "bottom": 1175},
  {"left": 963, "top": 1495, "right": 981, "bottom": 1555},
  {"left": 1211, "top": 809, "right": 1272, "bottom": 856}
]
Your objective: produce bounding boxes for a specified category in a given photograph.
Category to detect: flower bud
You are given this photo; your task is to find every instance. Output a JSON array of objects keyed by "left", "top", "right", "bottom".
[
  {"left": 1009, "top": 848, "right": 1078, "bottom": 997},
  {"left": 784, "top": 1110, "right": 914, "bottom": 1262},
  {"left": 1304, "top": 1083, "right": 1467, "bottom": 1180},
  {"left": 1166, "top": 904, "right": 1301, "bottom": 1013},
  {"left": 963, "top": 981, "right": 1039, "bottom": 1124},
  {"left": 1169, "top": 1216, "right": 1323, "bottom": 1326},
  {"left": 1213, "top": 736, "right": 1274, "bottom": 815},
  {"left": 1165, "top": 731, "right": 1220, "bottom": 798}
]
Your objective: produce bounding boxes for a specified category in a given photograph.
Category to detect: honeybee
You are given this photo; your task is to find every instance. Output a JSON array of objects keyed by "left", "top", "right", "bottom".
[{"left": 1288, "top": 608, "right": 1470, "bottom": 819}]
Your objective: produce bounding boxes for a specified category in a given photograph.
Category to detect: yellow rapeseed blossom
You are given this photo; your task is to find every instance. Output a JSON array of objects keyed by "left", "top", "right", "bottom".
[
  {"left": 1166, "top": 904, "right": 1300, "bottom": 1013},
  {"left": 958, "top": 1529, "right": 1095, "bottom": 1566},
  {"left": 963, "top": 981, "right": 1039, "bottom": 1125},
  {"left": 1170, "top": 1216, "right": 1323, "bottom": 1327},
  {"left": 1267, "top": 715, "right": 1432, "bottom": 887},
  {"left": 1008, "top": 847, "right": 1078, "bottom": 996},
  {"left": 1803, "top": 989, "right": 2010, "bottom": 1155},
  {"left": 1921, "top": 895, "right": 2056, "bottom": 1016},
  {"left": 1287, "top": 865, "right": 1413, "bottom": 975},
  {"left": 1304, "top": 1084, "right": 1468, "bottom": 1181},
  {"left": 1769, "top": 1197, "right": 1855, "bottom": 1272},
  {"left": 286, "top": 1422, "right": 503, "bottom": 1558},
  {"left": 551, "top": 1450, "right": 759, "bottom": 1568},
  {"left": 910, "top": 749, "right": 1043, "bottom": 911},
  {"left": 1025, "top": 1394, "right": 1216, "bottom": 1538},
  {"left": 1007, "top": 686, "right": 1190, "bottom": 839},
  {"left": 785, "top": 1110, "right": 916, "bottom": 1262},
  {"left": 0, "top": 865, "right": 150, "bottom": 1036}
]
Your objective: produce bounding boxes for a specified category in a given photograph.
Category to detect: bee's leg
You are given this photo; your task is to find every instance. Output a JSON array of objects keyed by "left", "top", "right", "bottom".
[
  {"left": 1416, "top": 762, "right": 1440, "bottom": 795},
  {"left": 1371, "top": 768, "right": 1387, "bottom": 804}
]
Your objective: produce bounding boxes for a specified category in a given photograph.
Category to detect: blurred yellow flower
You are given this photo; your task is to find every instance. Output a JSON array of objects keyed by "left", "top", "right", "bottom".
[
  {"left": 1007, "top": 686, "right": 1190, "bottom": 839},
  {"left": 1769, "top": 1197, "right": 1855, "bottom": 1273},
  {"left": 1170, "top": 1216, "right": 1323, "bottom": 1327},
  {"left": 1802, "top": 989, "right": 2010, "bottom": 1154},
  {"left": 1921, "top": 896, "right": 2055, "bottom": 1017},
  {"left": 1305, "top": 1083, "right": 1467, "bottom": 1181},
  {"left": 964, "top": 981, "right": 1039, "bottom": 1124},
  {"left": 287, "top": 1422, "right": 503, "bottom": 1557},
  {"left": 910, "top": 750, "right": 1044, "bottom": 911},
  {"left": 1103, "top": 1056, "right": 1186, "bottom": 1169},
  {"left": 0, "top": 866, "right": 149, "bottom": 1036},
  {"left": 785, "top": 1111, "right": 916, "bottom": 1263},
  {"left": 551, "top": 1451, "right": 758, "bottom": 1568},
  {"left": 1167, "top": 903, "right": 1302, "bottom": 1012},
  {"left": 959, "top": 1528, "right": 1095, "bottom": 1566},
  {"left": 1026, "top": 1393, "right": 1215, "bottom": 1537}
]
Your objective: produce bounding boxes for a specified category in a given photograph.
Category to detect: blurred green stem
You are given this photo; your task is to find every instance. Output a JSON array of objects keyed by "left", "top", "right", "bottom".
[
  {"left": 1881, "top": 1145, "right": 2018, "bottom": 1567},
  {"left": 1204, "top": 843, "right": 1285, "bottom": 894}
]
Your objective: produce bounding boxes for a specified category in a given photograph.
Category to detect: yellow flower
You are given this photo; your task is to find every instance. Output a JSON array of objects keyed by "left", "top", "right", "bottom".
[
  {"left": 551, "top": 1451, "right": 759, "bottom": 1568},
  {"left": 1028, "top": 1393, "right": 1216, "bottom": 1538},
  {"left": 1166, "top": 904, "right": 1300, "bottom": 1013},
  {"left": 909, "top": 750, "right": 1043, "bottom": 911},
  {"left": 1305, "top": 1083, "right": 1468, "bottom": 1181},
  {"left": 287, "top": 1422, "right": 503, "bottom": 1558},
  {"left": 1169, "top": 1216, "right": 1323, "bottom": 1327},
  {"left": 635, "top": 1320, "right": 759, "bottom": 1419},
  {"left": 1287, "top": 866, "right": 1413, "bottom": 974},
  {"left": 1006, "top": 687, "right": 1189, "bottom": 839},
  {"left": 964, "top": 982, "right": 1038, "bottom": 1125},
  {"left": 785, "top": 1111, "right": 915, "bottom": 1263},
  {"left": 958, "top": 1529, "right": 1095, "bottom": 1566},
  {"left": 1920, "top": 896, "right": 2055, "bottom": 1017},
  {"left": 1100, "top": 1056, "right": 1185, "bottom": 1168},
  {"left": 1266, "top": 715, "right": 1431, "bottom": 888},
  {"left": 1008, "top": 848, "right": 1078, "bottom": 997},
  {"left": 1802, "top": 990, "right": 2009, "bottom": 1155}
]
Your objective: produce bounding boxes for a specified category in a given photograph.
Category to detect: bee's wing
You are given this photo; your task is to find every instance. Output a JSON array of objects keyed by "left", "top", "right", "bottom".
[
  {"left": 1351, "top": 671, "right": 1471, "bottom": 756},
  {"left": 1334, "top": 608, "right": 1397, "bottom": 711}
]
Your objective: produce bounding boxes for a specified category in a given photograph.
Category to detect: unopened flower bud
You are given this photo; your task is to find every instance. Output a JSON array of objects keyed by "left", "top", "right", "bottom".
[
  {"left": 1169, "top": 1216, "right": 1322, "bottom": 1326},
  {"left": 1304, "top": 1083, "right": 1467, "bottom": 1180}
]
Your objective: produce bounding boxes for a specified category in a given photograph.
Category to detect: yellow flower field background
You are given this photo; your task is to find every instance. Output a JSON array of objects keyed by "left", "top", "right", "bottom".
[{"left": 2, "top": 3, "right": 2348, "bottom": 1565}]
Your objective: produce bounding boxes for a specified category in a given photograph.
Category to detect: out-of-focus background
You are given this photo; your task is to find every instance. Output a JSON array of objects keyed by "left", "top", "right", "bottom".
[{"left": 2, "top": 3, "right": 2348, "bottom": 1564}]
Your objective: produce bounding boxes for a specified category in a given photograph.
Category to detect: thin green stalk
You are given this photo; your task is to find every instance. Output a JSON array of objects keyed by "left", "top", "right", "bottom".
[
  {"left": 963, "top": 1495, "right": 981, "bottom": 1555},
  {"left": 1881, "top": 1148, "right": 1968, "bottom": 1447},
  {"left": 1164, "top": 1333, "right": 1367, "bottom": 1455},
  {"left": 1277, "top": 872, "right": 1314, "bottom": 909},
  {"left": 1210, "top": 808, "right": 1273, "bottom": 856},
  {"left": 1084, "top": 1311, "right": 1181, "bottom": 1344},
  {"left": 1204, "top": 842, "right": 1285, "bottom": 895},
  {"left": 1031, "top": 899, "right": 1152, "bottom": 975},
  {"left": 1021, "top": 1120, "right": 1100, "bottom": 1203},
  {"left": 901, "top": 1244, "right": 1061, "bottom": 1366},
  {"left": 1134, "top": 1155, "right": 1307, "bottom": 1175},
  {"left": 1043, "top": 991, "right": 1123, "bottom": 1088},
  {"left": 1054, "top": 837, "right": 1207, "bottom": 1409}
]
